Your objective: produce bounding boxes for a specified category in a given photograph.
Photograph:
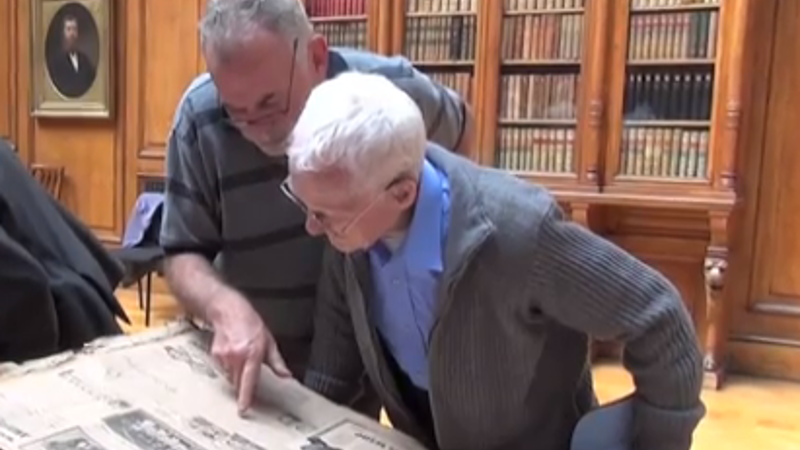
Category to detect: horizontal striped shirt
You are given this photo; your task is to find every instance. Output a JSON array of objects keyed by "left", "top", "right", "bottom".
[{"left": 160, "top": 47, "right": 468, "bottom": 374}]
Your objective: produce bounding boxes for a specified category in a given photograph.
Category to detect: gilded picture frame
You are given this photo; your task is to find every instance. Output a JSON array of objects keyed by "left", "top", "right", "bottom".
[{"left": 30, "top": 0, "right": 114, "bottom": 119}]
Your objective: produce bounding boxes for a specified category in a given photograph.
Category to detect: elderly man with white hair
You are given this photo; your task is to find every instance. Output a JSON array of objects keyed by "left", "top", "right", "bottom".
[{"left": 282, "top": 72, "right": 705, "bottom": 450}]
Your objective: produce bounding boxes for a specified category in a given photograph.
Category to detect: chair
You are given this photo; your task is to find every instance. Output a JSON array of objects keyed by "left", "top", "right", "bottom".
[
  {"left": 570, "top": 395, "right": 633, "bottom": 450},
  {"left": 30, "top": 164, "right": 65, "bottom": 201},
  {"left": 109, "top": 193, "right": 165, "bottom": 327}
]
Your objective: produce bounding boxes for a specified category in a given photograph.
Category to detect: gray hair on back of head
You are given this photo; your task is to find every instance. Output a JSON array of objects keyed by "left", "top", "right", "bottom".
[{"left": 200, "top": 0, "right": 313, "bottom": 55}]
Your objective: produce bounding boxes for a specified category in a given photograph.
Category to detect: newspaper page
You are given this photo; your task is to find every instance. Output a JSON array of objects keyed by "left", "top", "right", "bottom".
[{"left": 0, "top": 320, "right": 427, "bottom": 450}]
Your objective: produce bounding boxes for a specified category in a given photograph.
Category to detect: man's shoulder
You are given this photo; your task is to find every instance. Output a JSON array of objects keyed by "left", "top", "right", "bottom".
[
  {"left": 330, "top": 47, "right": 414, "bottom": 80},
  {"left": 429, "top": 145, "right": 559, "bottom": 230},
  {"left": 173, "top": 73, "right": 223, "bottom": 124}
]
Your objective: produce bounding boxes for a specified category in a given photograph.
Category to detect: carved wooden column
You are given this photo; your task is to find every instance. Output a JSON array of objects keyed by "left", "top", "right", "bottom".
[{"left": 703, "top": 210, "right": 730, "bottom": 389}]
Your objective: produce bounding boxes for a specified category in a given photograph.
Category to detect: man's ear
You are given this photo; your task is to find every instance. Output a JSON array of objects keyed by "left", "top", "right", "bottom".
[
  {"left": 307, "top": 34, "right": 329, "bottom": 80},
  {"left": 391, "top": 179, "right": 419, "bottom": 210}
]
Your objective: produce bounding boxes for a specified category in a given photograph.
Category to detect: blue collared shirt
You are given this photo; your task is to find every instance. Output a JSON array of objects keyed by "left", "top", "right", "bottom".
[{"left": 368, "top": 159, "right": 450, "bottom": 390}]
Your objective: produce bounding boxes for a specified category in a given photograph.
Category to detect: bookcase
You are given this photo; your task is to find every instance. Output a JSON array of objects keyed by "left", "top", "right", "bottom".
[
  {"left": 300, "top": 0, "right": 385, "bottom": 53},
  {"left": 389, "top": 0, "right": 485, "bottom": 146},
  {"left": 308, "top": 0, "right": 753, "bottom": 389}
]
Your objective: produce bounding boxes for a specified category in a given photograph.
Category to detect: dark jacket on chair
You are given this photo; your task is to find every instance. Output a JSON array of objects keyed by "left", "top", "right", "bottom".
[{"left": 0, "top": 140, "right": 128, "bottom": 363}]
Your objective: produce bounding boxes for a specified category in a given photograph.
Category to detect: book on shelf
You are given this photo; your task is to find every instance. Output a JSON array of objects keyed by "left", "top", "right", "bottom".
[
  {"left": 623, "top": 71, "right": 713, "bottom": 121},
  {"left": 402, "top": 2, "right": 478, "bottom": 106},
  {"left": 503, "top": 0, "right": 586, "bottom": 10},
  {"left": 496, "top": 127, "right": 576, "bottom": 174},
  {"left": 406, "top": 0, "right": 478, "bottom": 14},
  {"left": 617, "top": 0, "right": 718, "bottom": 180},
  {"left": 429, "top": 71, "right": 474, "bottom": 104},
  {"left": 619, "top": 127, "right": 708, "bottom": 179},
  {"left": 306, "top": 0, "right": 368, "bottom": 49},
  {"left": 502, "top": 5, "right": 584, "bottom": 62},
  {"left": 404, "top": 1, "right": 477, "bottom": 63},
  {"left": 500, "top": 73, "right": 580, "bottom": 120},
  {"left": 628, "top": 9, "right": 718, "bottom": 61},
  {"left": 631, "top": 0, "right": 719, "bottom": 9},
  {"left": 306, "top": 0, "right": 366, "bottom": 17},
  {"left": 494, "top": 1, "right": 585, "bottom": 175}
]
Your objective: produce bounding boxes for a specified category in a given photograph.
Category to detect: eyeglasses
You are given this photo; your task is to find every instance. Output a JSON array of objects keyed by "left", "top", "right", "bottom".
[
  {"left": 222, "top": 38, "right": 298, "bottom": 128},
  {"left": 280, "top": 178, "right": 390, "bottom": 237}
]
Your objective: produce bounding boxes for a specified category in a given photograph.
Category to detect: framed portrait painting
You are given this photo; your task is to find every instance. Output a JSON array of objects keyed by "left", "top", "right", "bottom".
[{"left": 30, "top": 0, "right": 114, "bottom": 119}]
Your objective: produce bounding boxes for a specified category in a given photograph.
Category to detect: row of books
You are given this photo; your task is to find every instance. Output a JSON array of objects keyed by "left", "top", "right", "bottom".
[
  {"left": 631, "top": 0, "right": 718, "bottom": 9},
  {"left": 429, "top": 72, "right": 474, "bottom": 104},
  {"left": 619, "top": 127, "right": 708, "bottom": 179},
  {"left": 623, "top": 71, "right": 713, "bottom": 121},
  {"left": 499, "top": 73, "right": 580, "bottom": 120},
  {"left": 406, "top": 0, "right": 477, "bottom": 13},
  {"left": 504, "top": 0, "right": 585, "bottom": 10},
  {"left": 404, "top": 16, "right": 476, "bottom": 62},
  {"left": 495, "top": 127, "right": 576, "bottom": 174},
  {"left": 305, "top": 0, "right": 366, "bottom": 17},
  {"left": 313, "top": 22, "right": 367, "bottom": 49},
  {"left": 628, "top": 11, "right": 718, "bottom": 61},
  {"left": 502, "top": 14, "right": 583, "bottom": 61}
]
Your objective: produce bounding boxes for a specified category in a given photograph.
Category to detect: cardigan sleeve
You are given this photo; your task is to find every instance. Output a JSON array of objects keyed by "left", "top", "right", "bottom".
[
  {"left": 303, "top": 246, "right": 366, "bottom": 405},
  {"left": 529, "top": 203, "right": 705, "bottom": 450}
]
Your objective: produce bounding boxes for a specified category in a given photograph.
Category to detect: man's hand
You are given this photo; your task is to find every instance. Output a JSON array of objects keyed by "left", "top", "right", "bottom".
[{"left": 208, "top": 292, "right": 292, "bottom": 414}]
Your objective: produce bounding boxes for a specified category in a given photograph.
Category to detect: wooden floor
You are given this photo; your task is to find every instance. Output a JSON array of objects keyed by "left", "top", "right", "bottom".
[{"left": 117, "top": 289, "right": 800, "bottom": 450}]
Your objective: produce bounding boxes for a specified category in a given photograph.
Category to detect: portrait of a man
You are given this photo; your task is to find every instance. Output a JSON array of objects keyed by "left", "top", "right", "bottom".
[
  {"left": 32, "top": 0, "right": 113, "bottom": 118},
  {"left": 44, "top": 3, "right": 99, "bottom": 99}
]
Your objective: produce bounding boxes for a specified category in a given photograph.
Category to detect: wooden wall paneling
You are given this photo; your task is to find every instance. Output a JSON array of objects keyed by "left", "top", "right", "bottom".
[
  {"left": 125, "top": 0, "right": 205, "bottom": 227},
  {"left": 140, "top": 0, "right": 201, "bottom": 160},
  {"left": 15, "top": 0, "right": 32, "bottom": 164},
  {"left": 0, "top": 0, "right": 13, "bottom": 142},
  {"left": 14, "top": 0, "right": 124, "bottom": 243},
  {"left": 727, "top": 0, "right": 800, "bottom": 381}
]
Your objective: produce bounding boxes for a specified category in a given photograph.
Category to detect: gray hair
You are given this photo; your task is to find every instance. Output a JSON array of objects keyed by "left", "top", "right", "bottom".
[
  {"left": 287, "top": 72, "right": 427, "bottom": 195},
  {"left": 200, "top": 0, "right": 313, "bottom": 54}
]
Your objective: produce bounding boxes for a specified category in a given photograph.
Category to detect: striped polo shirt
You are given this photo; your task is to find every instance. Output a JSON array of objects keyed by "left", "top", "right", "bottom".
[{"left": 160, "top": 47, "right": 468, "bottom": 374}]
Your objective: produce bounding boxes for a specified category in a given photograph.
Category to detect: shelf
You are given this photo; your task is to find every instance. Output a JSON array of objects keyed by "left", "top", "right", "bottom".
[
  {"left": 627, "top": 59, "right": 716, "bottom": 67},
  {"left": 623, "top": 120, "right": 711, "bottom": 128},
  {"left": 499, "top": 118, "right": 577, "bottom": 126},
  {"left": 552, "top": 188, "right": 735, "bottom": 212},
  {"left": 630, "top": 4, "right": 720, "bottom": 14},
  {"left": 412, "top": 60, "right": 475, "bottom": 68},
  {"left": 504, "top": 8, "right": 585, "bottom": 16},
  {"left": 406, "top": 11, "right": 476, "bottom": 18},
  {"left": 310, "top": 15, "right": 367, "bottom": 23},
  {"left": 503, "top": 59, "right": 581, "bottom": 67}
]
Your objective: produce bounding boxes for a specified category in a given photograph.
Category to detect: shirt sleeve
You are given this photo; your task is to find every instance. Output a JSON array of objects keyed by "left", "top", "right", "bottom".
[
  {"left": 159, "top": 102, "right": 222, "bottom": 261},
  {"left": 389, "top": 64, "right": 468, "bottom": 151}
]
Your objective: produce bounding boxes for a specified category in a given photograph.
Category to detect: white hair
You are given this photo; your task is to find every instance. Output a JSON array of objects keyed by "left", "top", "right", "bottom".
[
  {"left": 200, "top": 0, "right": 313, "bottom": 55},
  {"left": 287, "top": 72, "right": 427, "bottom": 194}
]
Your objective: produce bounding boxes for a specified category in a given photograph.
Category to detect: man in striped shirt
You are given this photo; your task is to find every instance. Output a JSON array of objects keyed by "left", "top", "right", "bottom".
[{"left": 160, "top": 0, "right": 474, "bottom": 415}]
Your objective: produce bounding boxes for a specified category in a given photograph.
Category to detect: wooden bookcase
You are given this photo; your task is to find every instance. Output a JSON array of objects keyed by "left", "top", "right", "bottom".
[
  {"left": 300, "top": 0, "right": 385, "bottom": 53},
  {"left": 388, "top": 0, "right": 487, "bottom": 164},
  {"left": 308, "top": 0, "right": 753, "bottom": 389}
]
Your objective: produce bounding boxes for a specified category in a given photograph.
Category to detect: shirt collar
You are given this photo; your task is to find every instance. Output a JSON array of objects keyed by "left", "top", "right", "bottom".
[
  {"left": 326, "top": 49, "right": 349, "bottom": 79},
  {"left": 395, "top": 159, "right": 446, "bottom": 272}
]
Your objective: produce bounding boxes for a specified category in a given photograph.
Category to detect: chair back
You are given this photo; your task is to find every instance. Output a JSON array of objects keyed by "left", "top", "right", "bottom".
[
  {"left": 570, "top": 395, "right": 633, "bottom": 450},
  {"left": 30, "top": 164, "right": 65, "bottom": 201}
]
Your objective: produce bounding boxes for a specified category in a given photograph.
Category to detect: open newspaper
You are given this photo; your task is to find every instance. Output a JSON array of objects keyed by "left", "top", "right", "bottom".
[{"left": 0, "top": 320, "right": 426, "bottom": 450}]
